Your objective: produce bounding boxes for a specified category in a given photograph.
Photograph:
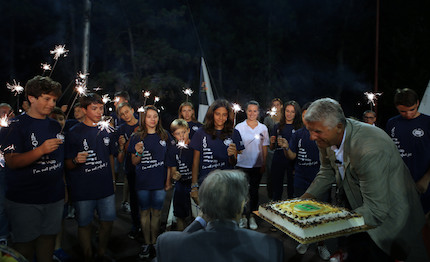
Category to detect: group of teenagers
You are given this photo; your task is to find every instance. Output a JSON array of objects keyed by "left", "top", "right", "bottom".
[{"left": 1, "top": 75, "right": 430, "bottom": 262}]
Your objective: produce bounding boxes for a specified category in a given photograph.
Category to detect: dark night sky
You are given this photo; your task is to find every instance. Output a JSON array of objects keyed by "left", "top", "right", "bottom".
[{"left": 1, "top": 0, "right": 430, "bottom": 126}]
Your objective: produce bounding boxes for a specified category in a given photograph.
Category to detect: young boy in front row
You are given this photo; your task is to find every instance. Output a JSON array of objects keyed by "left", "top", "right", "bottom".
[
  {"left": 65, "top": 93, "right": 117, "bottom": 262},
  {"left": 166, "top": 119, "right": 194, "bottom": 231},
  {"left": 3, "top": 76, "right": 64, "bottom": 262}
]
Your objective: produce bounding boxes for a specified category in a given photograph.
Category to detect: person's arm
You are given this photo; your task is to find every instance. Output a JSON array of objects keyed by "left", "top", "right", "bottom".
[
  {"left": 165, "top": 166, "right": 174, "bottom": 191},
  {"left": 260, "top": 145, "right": 268, "bottom": 174},
  {"left": 416, "top": 167, "right": 430, "bottom": 194},
  {"left": 305, "top": 147, "right": 336, "bottom": 199},
  {"left": 278, "top": 137, "right": 297, "bottom": 160},
  {"left": 5, "top": 138, "right": 62, "bottom": 169},
  {"left": 131, "top": 141, "right": 144, "bottom": 166},
  {"left": 65, "top": 151, "right": 88, "bottom": 170},
  {"left": 269, "top": 136, "right": 276, "bottom": 150},
  {"left": 117, "top": 135, "right": 126, "bottom": 163},
  {"left": 190, "top": 150, "right": 200, "bottom": 204},
  {"left": 227, "top": 143, "right": 238, "bottom": 166}
]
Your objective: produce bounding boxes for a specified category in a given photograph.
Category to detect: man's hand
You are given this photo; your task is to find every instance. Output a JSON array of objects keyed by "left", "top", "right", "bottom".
[{"left": 75, "top": 151, "right": 89, "bottom": 164}]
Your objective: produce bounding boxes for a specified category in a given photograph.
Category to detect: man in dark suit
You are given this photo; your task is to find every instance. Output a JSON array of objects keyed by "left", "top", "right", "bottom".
[
  {"left": 302, "top": 98, "right": 427, "bottom": 261},
  {"left": 155, "top": 169, "right": 284, "bottom": 262}
]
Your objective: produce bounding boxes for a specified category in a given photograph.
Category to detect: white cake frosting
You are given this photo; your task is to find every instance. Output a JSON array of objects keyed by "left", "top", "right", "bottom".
[{"left": 258, "top": 199, "right": 365, "bottom": 242}]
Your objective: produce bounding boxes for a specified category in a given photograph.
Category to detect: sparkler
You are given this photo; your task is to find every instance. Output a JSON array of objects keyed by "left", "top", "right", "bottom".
[
  {"left": 232, "top": 103, "right": 242, "bottom": 126},
  {"left": 41, "top": 63, "right": 52, "bottom": 75},
  {"left": 177, "top": 140, "right": 188, "bottom": 158},
  {"left": 137, "top": 106, "right": 145, "bottom": 113},
  {"left": 0, "top": 115, "right": 9, "bottom": 128},
  {"left": 245, "top": 133, "right": 263, "bottom": 148},
  {"left": 102, "top": 94, "right": 111, "bottom": 104},
  {"left": 364, "top": 91, "right": 383, "bottom": 109},
  {"left": 154, "top": 96, "right": 160, "bottom": 104},
  {"left": 6, "top": 80, "right": 24, "bottom": 112},
  {"left": 267, "top": 106, "right": 277, "bottom": 117},
  {"left": 97, "top": 116, "right": 115, "bottom": 134},
  {"left": 183, "top": 88, "right": 193, "bottom": 102},
  {"left": 114, "top": 97, "right": 120, "bottom": 103},
  {"left": 49, "top": 44, "right": 69, "bottom": 77},
  {"left": 143, "top": 90, "right": 151, "bottom": 106}
]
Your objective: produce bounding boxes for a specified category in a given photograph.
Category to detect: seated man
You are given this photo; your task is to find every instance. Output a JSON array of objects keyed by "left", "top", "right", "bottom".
[{"left": 155, "top": 169, "right": 284, "bottom": 262}]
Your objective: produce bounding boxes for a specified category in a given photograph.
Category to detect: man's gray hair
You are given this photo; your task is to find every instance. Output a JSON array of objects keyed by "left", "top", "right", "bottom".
[
  {"left": 199, "top": 169, "right": 248, "bottom": 220},
  {"left": 304, "top": 98, "right": 346, "bottom": 128}
]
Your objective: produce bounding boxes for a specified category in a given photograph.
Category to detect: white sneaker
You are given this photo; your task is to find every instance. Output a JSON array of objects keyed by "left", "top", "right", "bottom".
[
  {"left": 318, "top": 245, "right": 331, "bottom": 260},
  {"left": 249, "top": 217, "right": 258, "bottom": 230},
  {"left": 296, "top": 243, "right": 309, "bottom": 254},
  {"left": 239, "top": 217, "right": 248, "bottom": 228}
]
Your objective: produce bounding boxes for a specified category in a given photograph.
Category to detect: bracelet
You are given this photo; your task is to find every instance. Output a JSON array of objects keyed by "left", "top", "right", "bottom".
[
  {"left": 135, "top": 152, "right": 143, "bottom": 157},
  {"left": 283, "top": 146, "right": 289, "bottom": 151},
  {"left": 191, "top": 183, "right": 199, "bottom": 189},
  {"left": 72, "top": 158, "right": 78, "bottom": 165},
  {"left": 191, "top": 188, "right": 198, "bottom": 193}
]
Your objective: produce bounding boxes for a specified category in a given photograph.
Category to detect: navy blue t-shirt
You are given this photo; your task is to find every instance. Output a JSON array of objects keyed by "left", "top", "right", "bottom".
[
  {"left": 188, "top": 121, "right": 203, "bottom": 139},
  {"left": 386, "top": 114, "right": 430, "bottom": 182},
  {"left": 271, "top": 123, "right": 296, "bottom": 163},
  {"left": 3, "top": 114, "right": 65, "bottom": 204},
  {"left": 65, "top": 122, "right": 116, "bottom": 201},
  {"left": 128, "top": 132, "right": 174, "bottom": 191},
  {"left": 166, "top": 143, "right": 193, "bottom": 181},
  {"left": 117, "top": 122, "right": 139, "bottom": 173},
  {"left": 289, "top": 127, "right": 320, "bottom": 190},
  {"left": 64, "top": 119, "right": 79, "bottom": 134},
  {"left": 189, "top": 128, "right": 244, "bottom": 183}
]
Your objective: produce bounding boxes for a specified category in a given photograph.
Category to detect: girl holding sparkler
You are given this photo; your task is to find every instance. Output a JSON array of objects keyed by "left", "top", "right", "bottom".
[
  {"left": 128, "top": 105, "right": 173, "bottom": 259},
  {"left": 269, "top": 100, "right": 302, "bottom": 200},
  {"left": 235, "top": 100, "right": 270, "bottom": 230},
  {"left": 189, "top": 99, "right": 245, "bottom": 203},
  {"left": 178, "top": 102, "right": 202, "bottom": 139},
  {"left": 165, "top": 119, "right": 194, "bottom": 231}
]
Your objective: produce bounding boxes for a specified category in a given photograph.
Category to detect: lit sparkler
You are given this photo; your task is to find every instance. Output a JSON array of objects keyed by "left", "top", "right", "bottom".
[
  {"left": 102, "top": 94, "right": 111, "bottom": 104},
  {"left": 0, "top": 115, "right": 9, "bottom": 128},
  {"left": 114, "top": 97, "right": 120, "bottom": 103},
  {"left": 41, "top": 63, "right": 52, "bottom": 73},
  {"left": 154, "top": 96, "right": 160, "bottom": 104},
  {"left": 183, "top": 88, "right": 193, "bottom": 102},
  {"left": 177, "top": 140, "right": 188, "bottom": 149},
  {"left": 6, "top": 80, "right": 24, "bottom": 96},
  {"left": 50, "top": 44, "right": 69, "bottom": 60},
  {"left": 232, "top": 103, "right": 242, "bottom": 126},
  {"left": 364, "top": 91, "right": 383, "bottom": 108},
  {"left": 142, "top": 90, "right": 151, "bottom": 106},
  {"left": 137, "top": 106, "right": 145, "bottom": 113},
  {"left": 49, "top": 44, "right": 69, "bottom": 77},
  {"left": 267, "top": 106, "right": 277, "bottom": 117},
  {"left": 0, "top": 150, "right": 4, "bottom": 168},
  {"left": 97, "top": 117, "right": 115, "bottom": 134}
]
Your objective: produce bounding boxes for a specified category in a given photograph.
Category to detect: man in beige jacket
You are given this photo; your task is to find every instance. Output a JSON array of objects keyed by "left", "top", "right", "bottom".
[{"left": 302, "top": 98, "right": 427, "bottom": 261}]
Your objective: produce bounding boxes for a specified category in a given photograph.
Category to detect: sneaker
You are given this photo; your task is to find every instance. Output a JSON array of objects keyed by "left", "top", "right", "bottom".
[
  {"left": 239, "top": 217, "right": 248, "bottom": 228},
  {"left": 121, "top": 202, "right": 131, "bottom": 213},
  {"left": 138, "top": 244, "right": 151, "bottom": 259},
  {"left": 249, "top": 217, "right": 258, "bottom": 230},
  {"left": 127, "top": 227, "right": 141, "bottom": 240},
  {"left": 318, "top": 245, "right": 331, "bottom": 260},
  {"left": 296, "top": 243, "right": 309, "bottom": 254},
  {"left": 53, "top": 248, "right": 70, "bottom": 262},
  {"left": 66, "top": 205, "right": 75, "bottom": 219}
]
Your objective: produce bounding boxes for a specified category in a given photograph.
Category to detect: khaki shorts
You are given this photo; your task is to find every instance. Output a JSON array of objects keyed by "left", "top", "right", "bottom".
[{"left": 6, "top": 199, "right": 63, "bottom": 242}]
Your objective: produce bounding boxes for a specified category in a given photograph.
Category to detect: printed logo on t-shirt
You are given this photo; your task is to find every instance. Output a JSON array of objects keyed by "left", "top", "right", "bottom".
[
  {"left": 223, "top": 138, "right": 233, "bottom": 147},
  {"left": 412, "top": 128, "right": 424, "bottom": 137},
  {"left": 159, "top": 140, "right": 166, "bottom": 147},
  {"left": 83, "top": 139, "right": 89, "bottom": 151},
  {"left": 390, "top": 127, "right": 396, "bottom": 137},
  {"left": 203, "top": 136, "right": 207, "bottom": 148},
  {"left": 103, "top": 137, "right": 110, "bottom": 146},
  {"left": 192, "top": 126, "right": 199, "bottom": 131},
  {"left": 31, "top": 133, "right": 38, "bottom": 148}
]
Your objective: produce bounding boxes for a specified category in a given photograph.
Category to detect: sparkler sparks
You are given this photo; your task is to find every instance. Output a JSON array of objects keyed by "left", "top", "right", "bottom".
[
  {"left": 177, "top": 140, "right": 188, "bottom": 149},
  {"left": 75, "top": 72, "right": 89, "bottom": 96},
  {"left": 41, "top": 63, "right": 52, "bottom": 71},
  {"left": 183, "top": 88, "right": 193, "bottom": 96},
  {"left": 143, "top": 91, "right": 151, "bottom": 98},
  {"left": 137, "top": 106, "right": 145, "bottom": 113},
  {"left": 0, "top": 115, "right": 9, "bottom": 127},
  {"left": 232, "top": 103, "right": 242, "bottom": 113},
  {"left": 97, "top": 117, "right": 115, "bottom": 134},
  {"left": 50, "top": 44, "right": 69, "bottom": 60},
  {"left": 6, "top": 80, "right": 24, "bottom": 96},
  {"left": 364, "top": 92, "right": 383, "bottom": 106},
  {"left": 102, "top": 94, "right": 111, "bottom": 104},
  {"left": 154, "top": 96, "right": 160, "bottom": 104},
  {"left": 267, "top": 107, "right": 277, "bottom": 117},
  {"left": 114, "top": 97, "right": 120, "bottom": 103}
]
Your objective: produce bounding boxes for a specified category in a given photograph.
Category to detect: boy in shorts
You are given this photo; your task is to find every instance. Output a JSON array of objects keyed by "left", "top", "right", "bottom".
[
  {"left": 3, "top": 76, "right": 64, "bottom": 262},
  {"left": 65, "top": 93, "right": 116, "bottom": 261},
  {"left": 166, "top": 119, "right": 194, "bottom": 230}
]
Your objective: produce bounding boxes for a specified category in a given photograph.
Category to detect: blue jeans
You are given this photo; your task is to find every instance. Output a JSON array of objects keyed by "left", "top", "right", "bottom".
[
  {"left": 0, "top": 167, "right": 8, "bottom": 239},
  {"left": 137, "top": 189, "right": 166, "bottom": 210}
]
